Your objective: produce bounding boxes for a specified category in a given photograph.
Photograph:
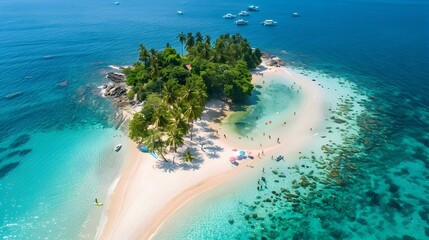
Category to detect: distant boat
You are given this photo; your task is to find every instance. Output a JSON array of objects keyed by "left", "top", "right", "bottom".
[
  {"left": 238, "top": 11, "right": 250, "bottom": 16},
  {"left": 114, "top": 144, "right": 122, "bottom": 152},
  {"left": 114, "top": 1, "right": 120, "bottom": 5},
  {"left": 177, "top": 11, "right": 184, "bottom": 15},
  {"left": 292, "top": 12, "right": 300, "bottom": 17},
  {"left": 223, "top": 13, "right": 236, "bottom": 19},
  {"left": 235, "top": 19, "right": 248, "bottom": 25},
  {"left": 261, "top": 20, "right": 277, "bottom": 26},
  {"left": 248, "top": 5, "right": 259, "bottom": 11}
]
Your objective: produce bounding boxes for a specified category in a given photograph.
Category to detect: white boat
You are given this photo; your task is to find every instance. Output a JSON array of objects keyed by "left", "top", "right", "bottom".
[
  {"left": 292, "top": 12, "right": 300, "bottom": 17},
  {"left": 177, "top": 11, "right": 184, "bottom": 15},
  {"left": 223, "top": 13, "right": 236, "bottom": 19},
  {"left": 238, "top": 11, "right": 250, "bottom": 16},
  {"left": 248, "top": 5, "right": 259, "bottom": 11},
  {"left": 235, "top": 19, "right": 248, "bottom": 25},
  {"left": 114, "top": 144, "right": 122, "bottom": 152},
  {"left": 114, "top": 1, "right": 120, "bottom": 5},
  {"left": 261, "top": 20, "right": 277, "bottom": 26}
]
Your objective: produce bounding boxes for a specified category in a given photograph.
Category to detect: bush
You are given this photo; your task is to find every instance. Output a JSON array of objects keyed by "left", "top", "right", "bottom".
[{"left": 126, "top": 89, "right": 136, "bottom": 100}]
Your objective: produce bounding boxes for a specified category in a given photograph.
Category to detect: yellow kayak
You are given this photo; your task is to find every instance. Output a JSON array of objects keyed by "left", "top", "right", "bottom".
[{"left": 94, "top": 202, "right": 103, "bottom": 206}]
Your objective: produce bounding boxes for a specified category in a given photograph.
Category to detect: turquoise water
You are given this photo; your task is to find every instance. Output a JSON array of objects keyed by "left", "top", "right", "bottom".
[
  {"left": 227, "top": 78, "right": 302, "bottom": 136},
  {"left": 1, "top": 0, "right": 428, "bottom": 238}
]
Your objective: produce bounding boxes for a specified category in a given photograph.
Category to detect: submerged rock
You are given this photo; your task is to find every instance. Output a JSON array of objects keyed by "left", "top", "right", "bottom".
[
  {"left": 388, "top": 199, "right": 402, "bottom": 211},
  {"left": 6, "top": 150, "right": 21, "bottom": 158},
  {"left": 19, "top": 149, "right": 32, "bottom": 156},
  {"left": 0, "top": 162, "right": 20, "bottom": 178},
  {"left": 56, "top": 80, "right": 68, "bottom": 87},
  {"left": 9, "top": 134, "right": 31, "bottom": 148},
  {"left": 365, "top": 190, "right": 381, "bottom": 205}
]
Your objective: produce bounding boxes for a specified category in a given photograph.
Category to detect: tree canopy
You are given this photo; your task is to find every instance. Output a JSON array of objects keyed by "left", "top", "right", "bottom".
[{"left": 127, "top": 33, "right": 261, "bottom": 161}]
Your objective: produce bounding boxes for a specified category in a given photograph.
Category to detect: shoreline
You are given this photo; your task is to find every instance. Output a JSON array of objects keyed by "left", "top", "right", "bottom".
[{"left": 96, "top": 57, "right": 329, "bottom": 239}]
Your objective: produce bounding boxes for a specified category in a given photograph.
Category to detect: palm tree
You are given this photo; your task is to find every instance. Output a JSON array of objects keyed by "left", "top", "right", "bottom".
[
  {"left": 148, "top": 48, "right": 161, "bottom": 78},
  {"left": 156, "top": 140, "right": 168, "bottom": 162},
  {"left": 165, "top": 127, "right": 184, "bottom": 153},
  {"left": 168, "top": 107, "right": 189, "bottom": 133},
  {"left": 185, "top": 32, "right": 195, "bottom": 51},
  {"left": 184, "top": 149, "right": 194, "bottom": 163},
  {"left": 162, "top": 80, "right": 179, "bottom": 105},
  {"left": 139, "top": 44, "right": 150, "bottom": 66},
  {"left": 182, "top": 101, "right": 202, "bottom": 141},
  {"left": 143, "top": 128, "right": 161, "bottom": 153},
  {"left": 177, "top": 32, "right": 186, "bottom": 56},
  {"left": 195, "top": 32, "right": 203, "bottom": 43},
  {"left": 151, "top": 104, "right": 170, "bottom": 130}
]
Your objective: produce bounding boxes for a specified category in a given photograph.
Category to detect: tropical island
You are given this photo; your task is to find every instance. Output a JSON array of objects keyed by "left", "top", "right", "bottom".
[
  {"left": 125, "top": 32, "right": 262, "bottom": 161},
  {"left": 97, "top": 31, "right": 353, "bottom": 239}
]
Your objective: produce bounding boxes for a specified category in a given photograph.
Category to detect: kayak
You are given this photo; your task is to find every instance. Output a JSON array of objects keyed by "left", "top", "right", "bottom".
[{"left": 94, "top": 202, "right": 103, "bottom": 206}]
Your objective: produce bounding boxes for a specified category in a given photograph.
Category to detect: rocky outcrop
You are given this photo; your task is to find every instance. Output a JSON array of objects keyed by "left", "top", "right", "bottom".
[
  {"left": 261, "top": 52, "right": 286, "bottom": 67},
  {"left": 106, "top": 72, "right": 125, "bottom": 83},
  {"left": 103, "top": 84, "right": 127, "bottom": 98}
]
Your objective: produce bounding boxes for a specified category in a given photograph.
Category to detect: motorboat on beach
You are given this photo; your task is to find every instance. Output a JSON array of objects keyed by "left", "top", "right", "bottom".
[
  {"left": 223, "top": 13, "right": 236, "bottom": 19},
  {"left": 292, "top": 12, "right": 300, "bottom": 17},
  {"left": 248, "top": 5, "right": 259, "bottom": 11},
  {"left": 177, "top": 11, "right": 184, "bottom": 15},
  {"left": 238, "top": 11, "right": 250, "bottom": 16},
  {"left": 261, "top": 19, "right": 277, "bottom": 26},
  {"left": 114, "top": 144, "right": 122, "bottom": 152},
  {"left": 235, "top": 19, "right": 248, "bottom": 25}
]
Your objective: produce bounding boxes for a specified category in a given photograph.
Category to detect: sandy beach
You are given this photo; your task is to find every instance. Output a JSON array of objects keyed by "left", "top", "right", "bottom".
[{"left": 96, "top": 60, "right": 328, "bottom": 239}]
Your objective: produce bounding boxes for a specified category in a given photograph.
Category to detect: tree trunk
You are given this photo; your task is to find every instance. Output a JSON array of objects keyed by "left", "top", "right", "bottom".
[
  {"left": 190, "top": 122, "right": 194, "bottom": 141},
  {"left": 159, "top": 151, "right": 168, "bottom": 162}
]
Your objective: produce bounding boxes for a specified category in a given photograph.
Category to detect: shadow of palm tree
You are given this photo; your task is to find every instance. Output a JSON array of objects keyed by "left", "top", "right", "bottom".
[
  {"left": 195, "top": 121, "right": 208, "bottom": 128},
  {"left": 206, "top": 145, "right": 224, "bottom": 152},
  {"left": 180, "top": 162, "right": 201, "bottom": 171},
  {"left": 156, "top": 160, "right": 179, "bottom": 173},
  {"left": 206, "top": 151, "right": 220, "bottom": 159},
  {"left": 177, "top": 146, "right": 205, "bottom": 171},
  {"left": 208, "top": 133, "right": 220, "bottom": 140}
]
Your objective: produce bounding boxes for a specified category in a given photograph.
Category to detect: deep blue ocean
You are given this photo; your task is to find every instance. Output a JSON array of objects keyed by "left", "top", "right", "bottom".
[{"left": 0, "top": 0, "right": 428, "bottom": 239}]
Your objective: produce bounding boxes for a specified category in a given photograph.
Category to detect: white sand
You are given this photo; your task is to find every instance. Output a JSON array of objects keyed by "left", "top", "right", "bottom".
[{"left": 95, "top": 61, "right": 329, "bottom": 239}]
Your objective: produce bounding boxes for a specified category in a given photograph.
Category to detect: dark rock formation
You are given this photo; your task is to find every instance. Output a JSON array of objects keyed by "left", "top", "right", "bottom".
[
  {"left": 19, "top": 149, "right": 32, "bottom": 156},
  {"left": 0, "top": 162, "right": 20, "bottom": 179},
  {"left": 106, "top": 72, "right": 125, "bottom": 83},
  {"left": 9, "top": 134, "right": 31, "bottom": 148},
  {"left": 106, "top": 86, "right": 127, "bottom": 98},
  {"left": 365, "top": 190, "right": 380, "bottom": 205}
]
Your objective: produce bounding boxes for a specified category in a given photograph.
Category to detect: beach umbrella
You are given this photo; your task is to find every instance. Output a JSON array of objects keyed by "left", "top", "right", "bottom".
[
  {"left": 239, "top": 150, "right": 246, "bottom": 156},
  {"left": 230, "top": 156, "right": 237, "bottom": 161}
]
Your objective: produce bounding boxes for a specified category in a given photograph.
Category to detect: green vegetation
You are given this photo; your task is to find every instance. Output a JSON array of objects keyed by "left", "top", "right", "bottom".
[
  {"left": 127, "top": 33, "right": 261, "bottom": 161},
  {"left": 183, "top": 150, "right": 194, "bottom": 163}
]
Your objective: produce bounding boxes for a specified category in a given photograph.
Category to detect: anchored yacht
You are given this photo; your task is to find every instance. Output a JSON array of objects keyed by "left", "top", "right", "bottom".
[{"left": 261, "top": 20, "right": 277, "bottom": 26}]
